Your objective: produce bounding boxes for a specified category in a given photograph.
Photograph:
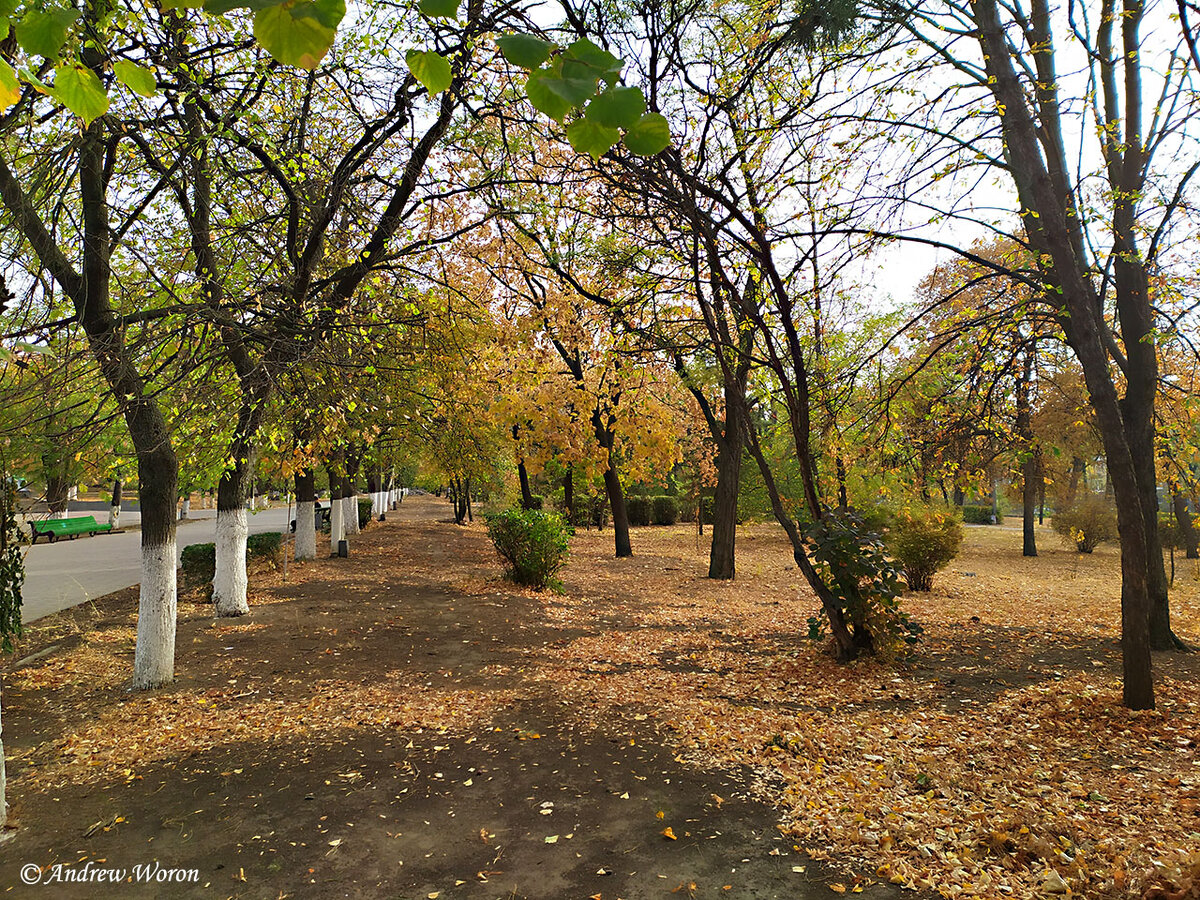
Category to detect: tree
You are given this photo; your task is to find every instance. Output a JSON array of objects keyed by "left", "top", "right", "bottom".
[{"left": 854, "top": 0, "right": 1200, "bottom": 705}]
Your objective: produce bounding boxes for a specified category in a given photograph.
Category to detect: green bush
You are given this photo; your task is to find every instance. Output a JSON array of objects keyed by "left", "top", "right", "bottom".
[
  {"left": 182, "top": 532, "right": 284, "bottom": 588},
  {"left": 1053, "top": 496, "right": 1117, "bottom": 553},
  {"left": 1159, "top": 512, "right": 1181, "bottom": 551},
  {"left": 962, "top": 505, "right": 1002, "bottom": 525},
  {"left": 652, "top": 495, "right": 678, "bottom": 526},
  {"left": 699, "top": 495, "right": 715, "bottom": 524},
  {"left": 567, "top": 494, "right": 608, "bottom": 529},
  {"left": 857, "top": 504, "right": 894, "bottom": 534},
  {"left": 522, "top": 494, "right": 544, "bottom": 511},
  {"left": 485, "top": 508, "right": 571, "bottom": 590},
  {"left": 247, "top": 531, "right": 284, "bottom": 569},
  {"left": 181, "top": 542, "right": 216, "bottom": 587},
  {"left": 358, "top": 497, "right": 373, "bottom": 528},
  {"left": 626, "top": 495, "right": 651, "bottom": 526},
  {"left": 886, "top": 508, "right": 963, "bottom": 591}
]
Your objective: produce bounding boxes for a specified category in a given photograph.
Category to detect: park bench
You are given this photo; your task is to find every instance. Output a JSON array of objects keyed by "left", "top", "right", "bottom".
[{"left": 29, "top": 515, "right": 115, "bottom": 544}]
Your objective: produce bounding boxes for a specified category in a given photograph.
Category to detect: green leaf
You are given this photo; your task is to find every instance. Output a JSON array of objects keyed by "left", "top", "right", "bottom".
[
  {"left": 566, "top": 118, "right": 619, "bottom": 160},
  {"left": 0, "top": 59, "right": 19, "bottom": 112},
  {"left": 17, "top": 7, "right": 79, "bottom": 59},
  {"left": 417, "top": 0, "right": 460, "bottom": 16},
  {"left": 113, "top": 60, "right": 156, "bottom": 97},
  {"left": 584, "top": 86, "right": 645, "bottom": 129},
  {"left": 0, "top": 0, "right": 19, "bottom": 18},
  {"left": 48, "top": 65, "right": 109, "bottom": 124},
  {"left": 161, "top": 0, "right": 204, "bottom": 8},
  {"left": 563, "top": 38, "right": 622, "bottom": 85},
  {"left": 622, "top": 112, "right": 670, "bottom": 155},
  {"left": 495, "top": 34, "right": 554, "bottom": 70},
  {"left": 524, "top": 69, "right": 571, "bottom": 122},
  {"left": 253, "top": 0, "right": 344, "bottom": 69},
  {"left": 405, "top": 49, "right": 452, "bottom": 95}
]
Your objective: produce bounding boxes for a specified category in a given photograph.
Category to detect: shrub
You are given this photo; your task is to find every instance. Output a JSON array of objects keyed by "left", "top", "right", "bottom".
[
  {"left": 626, "top": 495, "right": 651, "bottom": 526},
  {"left": 182, "top": 532, "right": 285, "bottom": 588},
  {"left": 652, "top": 495, "right": 678, "bottom": 526},
  {"left": 962, "top": 505, "right": 1002, "bottom": 525},
  {"left": 804, "top": 510, "right": 921, "bottom": 656},
  {"left": 181, "top": 542, "right": 216, "bottom": 587},
  {"left": 247, "top": 531, "right": 284, "bottom": 569},
  {"left": 699, "top": 495, "right": 715, "bottom": 524},
  {"left": 357, "top": 497, "right": 373, "bottom": 528},
  {"left": 522, "top": 494, "right": 544, "bottom": 511},
  {"left": 563, "top": 493, "right": 608, "bottom": 529},
  {"left": 887, "top": 508, "right": 963, "bottom": 591},
  {"left": 1159, "top": 512, "right": 1181, "bottom": 552},
  {"left": 857, "top": 504, "right": 894, "bottom": 534},
  {"left": 485, "top": 508, "right": 571, "bottom": 590},
  {"left": 1053, "top": 496, "right": 1117, "bottom": 552}
]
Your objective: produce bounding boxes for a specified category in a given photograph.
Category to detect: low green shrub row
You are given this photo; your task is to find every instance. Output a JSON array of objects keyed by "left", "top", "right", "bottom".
[
  {"left": 181, "top": 531, "right": 285, "bottom": 587},
  {"left": 961, "top": 505, "right": 1003, "bottom": 525},
  {"left": 358, "top": 497, "right": 373, "bottom": 528},
  {"left": 626, "top": 495, "right": 678, "bottom": 526}
]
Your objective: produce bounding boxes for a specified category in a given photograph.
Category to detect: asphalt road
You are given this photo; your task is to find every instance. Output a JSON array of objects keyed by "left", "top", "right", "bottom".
[{"left": 20, "top": 506, "right": 293, "bottom": 622}]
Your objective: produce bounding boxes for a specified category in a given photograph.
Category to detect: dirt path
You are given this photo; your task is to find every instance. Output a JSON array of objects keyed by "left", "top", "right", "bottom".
[{"left": 0, "top": 497, "right": 905, "bottom": 899}]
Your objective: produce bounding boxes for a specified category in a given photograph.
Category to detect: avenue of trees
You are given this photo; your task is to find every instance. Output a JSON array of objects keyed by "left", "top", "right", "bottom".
[{"left": 2, "top": 0, "right": 1200, "bottom": 826}]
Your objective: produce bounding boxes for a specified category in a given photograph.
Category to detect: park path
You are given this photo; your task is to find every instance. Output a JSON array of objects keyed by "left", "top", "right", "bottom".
[{"left": 0, "top": 496, "right": 908, "bottom": 899}]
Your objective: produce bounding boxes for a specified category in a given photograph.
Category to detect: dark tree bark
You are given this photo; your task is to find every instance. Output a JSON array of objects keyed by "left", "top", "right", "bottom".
[
  {"left": 1067, "top": 456, "right": 1086, "bottom": 505},
  {"left": 1016, "top": 346, "right": 1037, "bottom": 557},
  {"left": 1173, "top": 493, "right": 1199, "bottom": 560},
  {"left": 972, "top": 0, "right": 1155, "bottom": 705}
]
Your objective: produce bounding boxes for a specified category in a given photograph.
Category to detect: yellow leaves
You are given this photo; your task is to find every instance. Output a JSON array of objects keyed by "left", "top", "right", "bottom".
[{"left": 661, "top": 826, "right": 678, "bottom": 840}]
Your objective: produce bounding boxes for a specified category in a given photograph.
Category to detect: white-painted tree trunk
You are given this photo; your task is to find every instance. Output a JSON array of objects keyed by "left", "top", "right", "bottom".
[
  {"left": 212, "top": 508, "right": 250, "bottom": 616},
  {"left": 344, "top": 495, "right": 359, "bottom": 534},
  {"left": 132, "top": 540, "right": 177, "bottom": 689},
  {"left": 49, "top": 510, "right": 67, "bottom": 521},
  {"left": 108, "top": 505, "right": 120, "bottom": 528},
  {"left": 371, "top": 491, "right": 382, "bottom": 520},
  {"left": 329, "top": 497, "right": 344, "bottom": 554},
  {"left": 179, "top": 498, "right": 190, "bottom": 520},
  {"left": 295, "top": 500, "right": 317, "bottom": 560}
]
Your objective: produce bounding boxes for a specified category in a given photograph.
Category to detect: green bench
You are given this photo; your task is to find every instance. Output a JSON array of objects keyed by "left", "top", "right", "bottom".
[{"left": 29, "top": 515, "right": 115, "bottom": 544}]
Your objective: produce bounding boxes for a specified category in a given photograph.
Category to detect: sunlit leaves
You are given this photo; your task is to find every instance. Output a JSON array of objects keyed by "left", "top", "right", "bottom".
[
  {"left": 0, "top": 60, "right": 18, "bottom": 112},
  {"left": 525, "top": 69, "right": 573, "bottom": 122},
  {"left": 252, "top": 0, "right": 345, "bottom": 69},
  {"left": 622, "top": 113, "right": 670, "bottom": 155},
  {"left": 566, "top": 117, "right": 619, "bottom": 160},
  {"left": 495, "top": 34, "right": 554, "bottom": 70},
  {"left": 48, "top": 65, "right": 108, "bottom": 124},
  {"left": 584, "top": 86, "right": 644, "bottom": 129},
  {"left": 16, "top": 6, "right": 78, "bottom": 59},
  {"left": 417, "top": 0, "right": 460, "bottom": 17},
  {"left": 113, "top": 60, "right": 156, "bottom": 98},
  {"left": 405, "top": 49, "right": 452, "bottom": 95}
]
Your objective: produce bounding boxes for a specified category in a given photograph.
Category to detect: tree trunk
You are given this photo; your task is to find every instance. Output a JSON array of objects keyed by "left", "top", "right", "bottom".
[
  {"left": 45, "top": 469, "right": 70, "bottom": 519},
  {"left": 466, "top": 478, "right": 474, "bottom": 523},
  {"left": 343, "top": 460, "right": 360, "bottom": 536},
  {"left": 518, "top": 461, "right": 534, "bottom": 509},
  {"left": 179, "top": 496, "right": 191, "bottom": 520},
  {"left": 707, "top": 426, "right": 741, "bottom": 579},
  {"left": 109, "top": 479, "right": 122, "bottom": 529},
  {"left": 1067, "top": 456, "right": 1086, "bottom": 505},
  {"left": 133, "top": 445, "right": 178, "bottom": 690},
  {"left": 213, "top": 451, "right": 256, "bottom": 617},
  {"left": 328, "top": 466, "right": 345, "bottom": 554},
  {"left": 294, "top": 469, "right": 317, "bottom": 561},
  {"left": 1174, "top": 493, "right": 1199, "bottom": 559},
  {"left": 1017, "top": 347, "right": 1037, "bottom": 557},
  {"left": 953, "top": 485, "right": 964, "bottom": 507},
  {"left": 603, "top": 463, "right": 633, "bottom": 557}
]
